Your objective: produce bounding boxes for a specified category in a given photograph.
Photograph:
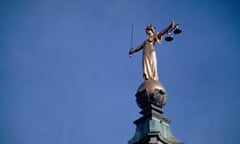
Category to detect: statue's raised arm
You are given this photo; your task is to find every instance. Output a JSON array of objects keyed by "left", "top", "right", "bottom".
[{"left": 156, "top": 20, "right": 175, "bottom": 41}]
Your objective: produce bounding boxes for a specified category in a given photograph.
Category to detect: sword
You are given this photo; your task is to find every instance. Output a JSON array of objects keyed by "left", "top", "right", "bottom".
[{"left": 129, "top": 24, "right": 134, "bottom": 57}]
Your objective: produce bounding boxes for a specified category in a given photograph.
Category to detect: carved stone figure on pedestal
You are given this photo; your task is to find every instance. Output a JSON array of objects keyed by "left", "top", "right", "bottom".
[
  {"left": 129, "top": 20, "right": 175, "bottom": 109},
  {"left": 129, "top": 21, "right": 175, "bottom": 82},
  {"left": 128, "top": 20, "right": 182, "bottom": 144}
]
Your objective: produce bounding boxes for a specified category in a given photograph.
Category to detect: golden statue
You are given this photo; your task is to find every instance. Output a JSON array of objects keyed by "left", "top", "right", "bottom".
[{"left": 129, "top": 20, "right": 175, "bottom": 81}]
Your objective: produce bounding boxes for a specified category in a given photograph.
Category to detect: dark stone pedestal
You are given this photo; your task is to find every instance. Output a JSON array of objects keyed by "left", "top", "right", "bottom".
[
  {"left": 128, "top": 84, "right": 181, "bottom": 144},
  {"left": 128, "top": 104, "right": 180, "bottom": 144}
]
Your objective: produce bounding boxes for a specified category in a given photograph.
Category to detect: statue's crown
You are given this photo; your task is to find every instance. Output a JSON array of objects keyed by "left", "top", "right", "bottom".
[{"left": 145, "top": 24, "right": 155, "bottom": 33}]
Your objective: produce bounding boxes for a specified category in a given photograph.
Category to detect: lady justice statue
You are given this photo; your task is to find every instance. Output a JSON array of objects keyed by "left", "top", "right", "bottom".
[
  {"left": 128, "top": 20, "right": 182, "bottom": 144},
  {"left": 128, "top": 20, "right": 181, "bottom": 109}
]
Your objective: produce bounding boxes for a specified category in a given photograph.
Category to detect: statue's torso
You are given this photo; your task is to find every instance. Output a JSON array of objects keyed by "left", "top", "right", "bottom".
[{"left": 143, "top": 36, "right": 156, "bottom": 56}]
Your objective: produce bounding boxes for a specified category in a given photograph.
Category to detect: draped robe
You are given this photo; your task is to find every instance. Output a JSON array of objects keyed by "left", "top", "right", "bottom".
[{"left": 141, "top": 35, "right": 161, "bottom": 81}]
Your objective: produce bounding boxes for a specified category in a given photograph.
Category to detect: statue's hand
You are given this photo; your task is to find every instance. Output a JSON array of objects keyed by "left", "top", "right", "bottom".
[
  {"left": 171, "top": 20, "right": 175, "bottom": 28},
  {"left": 129, "top": 48, "right": 133, "bottom": 57}
]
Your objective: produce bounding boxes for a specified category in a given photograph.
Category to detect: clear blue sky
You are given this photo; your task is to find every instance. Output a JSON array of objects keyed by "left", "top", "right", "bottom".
[{"left": 1, "top": 0, "right": 240, "bottom": 143}]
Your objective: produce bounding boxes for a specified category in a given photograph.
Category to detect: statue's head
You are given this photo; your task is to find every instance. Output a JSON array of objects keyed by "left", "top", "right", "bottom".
[{"left": 145, "top": 24, "right": 155, "bottom": 34}]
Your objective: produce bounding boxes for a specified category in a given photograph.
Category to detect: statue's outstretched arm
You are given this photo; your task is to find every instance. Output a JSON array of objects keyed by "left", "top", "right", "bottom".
[
  {"left": 157, "top": 20, "right": 175, "bottom": 39},
  {"left": 129, "top": 43, "right": 144, "bottom": 56}
]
